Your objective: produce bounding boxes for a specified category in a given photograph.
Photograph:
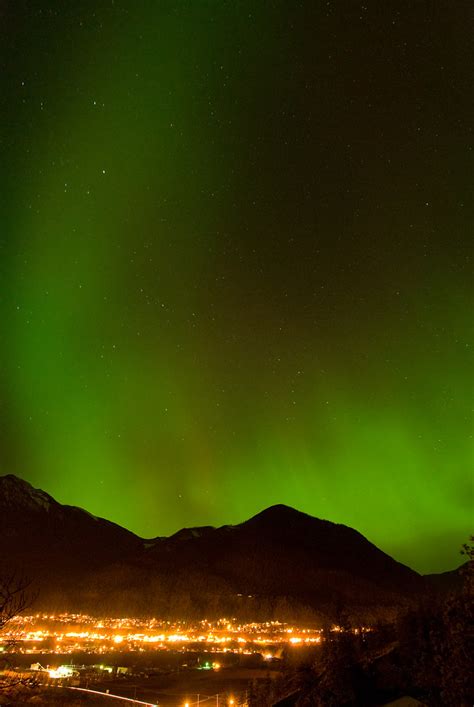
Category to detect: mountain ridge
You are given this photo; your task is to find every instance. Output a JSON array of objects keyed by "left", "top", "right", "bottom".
[{"left": 0, "top": 474, "right": 443, "bottom": 622}]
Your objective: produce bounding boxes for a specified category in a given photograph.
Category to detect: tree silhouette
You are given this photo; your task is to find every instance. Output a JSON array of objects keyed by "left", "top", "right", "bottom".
[{"left": 0, "top": 572, "right": 35, "bottom": 692}]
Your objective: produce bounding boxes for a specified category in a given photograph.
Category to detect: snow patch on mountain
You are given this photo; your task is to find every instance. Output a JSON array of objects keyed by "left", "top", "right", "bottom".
[{"left": 0, "top": 474, "right": 53, "bottom": 512}]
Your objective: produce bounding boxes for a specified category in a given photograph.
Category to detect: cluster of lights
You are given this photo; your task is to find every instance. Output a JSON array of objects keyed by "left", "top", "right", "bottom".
[
  {"left": 47, "top": 665, "right": 74, "bottom": 679},
  {"left": 4, "top": 614, "right": 332, "bottom": 656},
  {"left": 183, "top": 698, "right": 235, "bottom": 707}
]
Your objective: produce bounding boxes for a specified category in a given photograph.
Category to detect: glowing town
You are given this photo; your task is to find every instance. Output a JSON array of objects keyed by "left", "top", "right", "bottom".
[{"left": 4, "top": 613, "right": 330, "bottom": 659}]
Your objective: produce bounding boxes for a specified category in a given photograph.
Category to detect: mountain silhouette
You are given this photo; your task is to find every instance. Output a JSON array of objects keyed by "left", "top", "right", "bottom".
[{"left": 0, "top": 475, "right": 427, "bottom": 622}]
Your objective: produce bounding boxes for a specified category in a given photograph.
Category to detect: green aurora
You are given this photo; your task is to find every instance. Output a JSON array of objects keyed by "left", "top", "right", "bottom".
[{"left": 1, "top": 1, "right": 472, "bottom": 573}]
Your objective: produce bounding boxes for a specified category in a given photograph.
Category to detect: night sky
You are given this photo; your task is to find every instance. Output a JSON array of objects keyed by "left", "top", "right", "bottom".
[{"left": 1, "top": 1, "right": 472, "bottom": 574}]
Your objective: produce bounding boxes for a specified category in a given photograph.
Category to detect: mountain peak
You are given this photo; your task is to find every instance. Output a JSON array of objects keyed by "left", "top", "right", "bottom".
[
  {"left": 244, "top": 503, "right": 320, "bottom": 526},
  {"left": 1, "top": 473, "right": 30, "bottom": 486},
  {"left": 0, "top": 474, "right": 54, "bottom": 512}
]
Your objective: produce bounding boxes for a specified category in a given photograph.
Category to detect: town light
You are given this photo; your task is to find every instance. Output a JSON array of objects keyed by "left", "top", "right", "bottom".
[{"left": 47, "top": 665, "right": 74, "bottom": 679}]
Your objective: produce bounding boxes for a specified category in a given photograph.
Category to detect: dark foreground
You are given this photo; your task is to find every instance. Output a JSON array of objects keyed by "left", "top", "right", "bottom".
[{"left": 0, "top": 664, "right": 274, "bottom": 705}]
